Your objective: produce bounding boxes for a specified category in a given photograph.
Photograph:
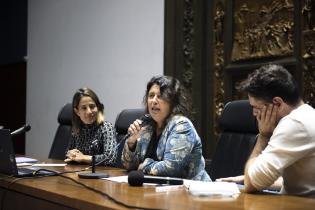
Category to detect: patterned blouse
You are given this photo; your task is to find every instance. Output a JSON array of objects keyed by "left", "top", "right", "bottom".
[
  {"left": 121, "top": 115, "right": 211, "bottom": 181},
  {"left": 66, "top": 121, "right": 117, "bottom": 166}
]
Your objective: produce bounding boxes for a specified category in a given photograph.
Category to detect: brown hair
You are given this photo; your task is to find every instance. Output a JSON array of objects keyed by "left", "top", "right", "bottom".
[
  {"left": 238, "top": 64, "right": 301, "bottom": 106},
  {"left": 72, "top": 87, "right": 104, "bottom": 133}
]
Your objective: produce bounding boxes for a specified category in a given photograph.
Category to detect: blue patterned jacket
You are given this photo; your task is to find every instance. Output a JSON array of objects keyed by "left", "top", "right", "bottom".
[{"left": 121, "top": 115, "right": 211, "bottom": 181}]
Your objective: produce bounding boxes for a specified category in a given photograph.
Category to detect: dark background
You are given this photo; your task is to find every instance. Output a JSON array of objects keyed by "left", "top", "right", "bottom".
[{"left": 0, "top": 0, "right": 27, "bottom": 154}]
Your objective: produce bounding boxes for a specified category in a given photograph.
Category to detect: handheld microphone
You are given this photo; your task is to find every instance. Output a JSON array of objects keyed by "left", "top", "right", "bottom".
[
  {"left": 128, "top": 170, "right": 184, "bottom": 186},
  {"left": 11, "top": 124, "right": 31, "bottom": 136},
  {"left": 123, "top": 114, "right": 153, "bottom": 140}
]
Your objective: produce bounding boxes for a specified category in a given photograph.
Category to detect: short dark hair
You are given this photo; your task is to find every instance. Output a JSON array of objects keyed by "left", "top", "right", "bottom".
[
  {"left": 72, "top": 87, "right": 104, "bottom": 133},
  {"left": 238, "top": 64, "right": 301, "bottom": 105},
  {"left": 143, "top": 75, "right": 192, "bottom": 119}
]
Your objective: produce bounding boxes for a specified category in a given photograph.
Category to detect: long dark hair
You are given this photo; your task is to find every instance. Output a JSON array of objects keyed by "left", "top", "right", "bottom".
[
  {"left": 143, "top": 75, "right": 192, "bottom": 120},
  {"left": 72, "top": 87, "right": 104, "bottom": 133}
]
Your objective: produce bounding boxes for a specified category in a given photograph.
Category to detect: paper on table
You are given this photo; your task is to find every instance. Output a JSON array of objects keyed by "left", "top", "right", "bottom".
[
  {"left": 103, "top": 175, "right": 128, "bottom": 182},
  {"left": 103, "top": 175, "right": 183, "bottom": 192},
  {"left": 184, "top": 180, "right": 240, "bottom": 197},
  {"left": 17, "top": 163, "right": 33, "bottom": 167},
  {"left": 16, "top": 157, "right": 38, "bottom": 163},
  {"left": 32, "top": 163, "right": 67, "bottom": 167}
]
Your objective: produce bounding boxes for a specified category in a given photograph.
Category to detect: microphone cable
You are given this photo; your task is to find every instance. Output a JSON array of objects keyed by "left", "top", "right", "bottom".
[
  {"left": 0, "top": 167, "right": 89, "bottom": 210},
  {"left": 0, "top": 169, "right": 166, "bottom": 210},
  {"left": 91, "top": 113, "right": 154, "bottom": 168}
]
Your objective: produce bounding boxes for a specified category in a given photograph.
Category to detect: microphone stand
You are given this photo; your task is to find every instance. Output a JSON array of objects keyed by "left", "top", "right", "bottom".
[
  {"left": 78, "top": 144, "right": 109, "bottom": 179},
  {"left": 91, "top": 155, "right": 96, "bottom": 173}
]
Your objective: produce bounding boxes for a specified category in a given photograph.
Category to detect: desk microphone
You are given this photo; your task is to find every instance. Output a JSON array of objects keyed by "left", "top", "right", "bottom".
[
  {"left": 123, "top": 114, "right": 153, "bottom": 140},
  {"left": 78, "top": 139, "right": 109, "bottom": 179},
  {"left": 11, "top": 124, "right": 31, "bottom": 136},
  {"left": 128, "top": 171, "right": 183, "bottom": 186}
]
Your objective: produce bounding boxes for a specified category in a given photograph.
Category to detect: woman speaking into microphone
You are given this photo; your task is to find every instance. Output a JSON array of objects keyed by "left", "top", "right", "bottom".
[{"left": 121, "top": 75, "right": 211, "bottom": 181}]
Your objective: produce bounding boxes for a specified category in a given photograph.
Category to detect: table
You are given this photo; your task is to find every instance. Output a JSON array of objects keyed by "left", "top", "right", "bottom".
[{"left": 1, "top": 162, "right": 315, "bottom": 210}]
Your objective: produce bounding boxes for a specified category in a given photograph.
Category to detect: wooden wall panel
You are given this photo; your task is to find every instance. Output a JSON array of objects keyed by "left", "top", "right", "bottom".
[{"left": 165, "top": 0, "right": 315, "bottom": 159}]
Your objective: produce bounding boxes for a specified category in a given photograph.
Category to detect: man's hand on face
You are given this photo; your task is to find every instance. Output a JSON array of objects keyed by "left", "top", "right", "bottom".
[{"left": 256, "top": 104, "right": 278, "bottom": 139}]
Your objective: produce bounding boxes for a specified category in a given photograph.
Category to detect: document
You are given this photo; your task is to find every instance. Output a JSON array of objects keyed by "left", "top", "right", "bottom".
[
  {"left": 15, "top": 157, "right": 38, "bottom": 163},
  {"left": 32, "top": 163, "right": 67, "bottom": 167},
  {"left": 103, "top": 175, "right": 128, "bottom": 183},
  {"left": 103, "top": 176, "right": 184, "bottom": 192},
  {"left": 184, "top": 180, "right": 240, "bottom": 197}
]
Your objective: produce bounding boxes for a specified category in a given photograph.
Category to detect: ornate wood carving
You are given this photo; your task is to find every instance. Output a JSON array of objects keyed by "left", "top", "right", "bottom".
[
  {"left": 181, "top": 0, "right": 196, "bottom": 124},
  {"left": 302, "top": 0, "right": 315, "bottom": 107},
  {"left": 164, "top": 0, "right": 309, "bottom": 158},
  {"left": 231, "top": 0, "right": 294, "bottom": 61},
  {"left": 182, "top": 0, "right": 194, "bottom": 91},
  {"left": 302, "top": 0, "right": 315, "bottom": 31},
  {"left": 213, "top": 1, "right": 225, "bottom": 136}
]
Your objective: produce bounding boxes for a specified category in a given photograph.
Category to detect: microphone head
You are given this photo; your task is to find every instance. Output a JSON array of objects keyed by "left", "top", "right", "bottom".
[
  {"left": 128, "top": 170, "right": 144, "bottom": 186},
  {"left": 139, "top": 114, "right": 153, "bottom": 127},
  {"left": 25, "top": 124, "right": 31, "bottom": 132},
  {"left": 10, "top": 124, "right": 31, "bottom": 136},
  {"left": 89, "top": 139, "right": 99, "bottom": 151}
]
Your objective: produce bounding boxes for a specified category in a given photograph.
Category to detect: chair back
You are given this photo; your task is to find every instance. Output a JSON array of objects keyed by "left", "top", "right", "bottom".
[
  {"left": 48, "top": 103, "right": 73, "bottom": 160},
  {"left": 209, "top": 100, "right": 258, "bottom": 180},
  {"left": 114, "top": 108, "right": 146, "bottom": 167}
]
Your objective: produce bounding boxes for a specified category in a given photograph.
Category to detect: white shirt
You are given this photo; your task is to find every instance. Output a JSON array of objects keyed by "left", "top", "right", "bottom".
[{"left": 248, "top": 104, "right": 315, "bottom": 196}]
